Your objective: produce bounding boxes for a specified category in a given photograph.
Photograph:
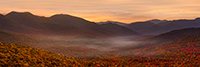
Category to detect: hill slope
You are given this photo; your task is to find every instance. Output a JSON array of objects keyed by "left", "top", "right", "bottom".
[
  {"left": 136, "top": 34, "right": 200, "bottom": 66},
  {"left": 0, "top": 14, "right": 39, "bottom": 34},
  {"left": 5, "top": 11, "right": 93, "bottom": 36},
  {"left": 127, "top": 18, "right": 200, "bottom": 35},
  {"left": 0, "top": 42, "right": 83, "bottom": 66},
  {"left": 0, "top": 32, "right": 200, "bottom": 66},
  {"left": 97, "top": 21, "right": 128, "bottom": 26},
  {"left": 143, "top": 20, "right": 200, "bottom": 35},
  {"left": 127, "top": 21, "right": 156, "bottom": 33},
  {"left": 4, "top": 11, "right": 139, "bottom": 36},
  {"left": 100, "top": 23, "right": 140, "bottom": 36},
  {"left": 146, "top": 28, "right": 200, "bottom": 44}
]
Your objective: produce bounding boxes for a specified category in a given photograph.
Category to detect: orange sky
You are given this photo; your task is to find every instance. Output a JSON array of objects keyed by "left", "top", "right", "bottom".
[{"left": 1, "top": 0, "right": 200, "bottom": 23}]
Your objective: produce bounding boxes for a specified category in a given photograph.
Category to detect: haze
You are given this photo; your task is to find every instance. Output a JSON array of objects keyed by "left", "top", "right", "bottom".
[{"left": 1, "top": 0, "right": 200, "bottom": 23}]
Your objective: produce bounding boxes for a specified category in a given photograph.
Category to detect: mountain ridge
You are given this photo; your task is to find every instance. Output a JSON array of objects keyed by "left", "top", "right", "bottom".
[{"left": 1, "top": 11, "right": 140, "bottom": 37}]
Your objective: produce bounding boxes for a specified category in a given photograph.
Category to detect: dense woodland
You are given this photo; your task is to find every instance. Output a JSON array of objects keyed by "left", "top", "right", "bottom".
[{"left": 0, "top": 35, "right": 200, "bottom": 66}]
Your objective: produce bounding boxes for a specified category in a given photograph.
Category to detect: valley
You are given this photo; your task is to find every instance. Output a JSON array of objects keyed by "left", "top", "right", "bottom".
[{"left": 0, "top": 11, "right": 200, "bottom": 66}]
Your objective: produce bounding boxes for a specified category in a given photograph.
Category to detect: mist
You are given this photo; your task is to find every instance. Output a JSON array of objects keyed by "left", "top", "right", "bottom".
[
  {"left": 84, "top": 36, "right": 142, "bottom": 51},
  {"left": 8, "top": 35, "right": 162, "bottom": 57},
  {"left": 41, "top": 35, "right": 142, "bottom": 51}
]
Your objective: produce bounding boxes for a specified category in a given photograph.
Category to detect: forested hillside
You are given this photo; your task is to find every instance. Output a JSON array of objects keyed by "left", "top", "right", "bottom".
[{"left": 1, "top": 34, "right": 200, "bottom": 66}]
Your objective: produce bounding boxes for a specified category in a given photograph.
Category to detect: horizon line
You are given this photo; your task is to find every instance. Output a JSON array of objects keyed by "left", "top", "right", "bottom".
[{"left": 1, "top": 11, "right": 200, "bottom": 24}]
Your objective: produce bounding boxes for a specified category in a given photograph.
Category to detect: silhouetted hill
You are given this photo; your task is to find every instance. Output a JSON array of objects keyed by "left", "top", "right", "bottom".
[
  {"left": 143, "top": 22, "right": 182, "bottom": 35},
  {"left": 127, "top": 18, "right": 200, "bottom": 35},
  {"left": 146, "top": 28, "right": 200, "bottom": 44},
  {"left": 146, "top": 20, "right": 200, "bottom": 35},
  {"left": 49, "top": 14, "right": 112, "bottom": 36},
  {"left": 100, "top": 23, "right": 140, "bottom": 36},
  {"left": 127, "top": 21, "right": 156, "bottom": 33},
  {"left": 147, "top": 19, "right": 167, "bottom": 24},
  {"left": 3, "top": 11, "right": 140, "bottom": 36},
  {"left": 0, "top": 14, "right": 40, "bottom": 34},
  {"left": 4, "top": 11, "right": 200, "bottom": 36},
  {"left": 97, "top": 21, "right": 128, "bottom": 26},
  {"left": 195, "top": 17, "right": 200, "bottom": 22},
  {"left": 5, "top": 11, "right": 91, "bottom": 36}
]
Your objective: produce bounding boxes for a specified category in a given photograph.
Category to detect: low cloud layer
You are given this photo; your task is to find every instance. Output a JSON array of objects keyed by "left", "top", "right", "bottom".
[{"left": 40, "top": 36, "right": 143, "bottom": 52}]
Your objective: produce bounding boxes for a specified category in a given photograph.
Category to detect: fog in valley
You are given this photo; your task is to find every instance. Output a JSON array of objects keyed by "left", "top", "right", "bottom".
[{"left": 17, "top": 35, "right": 162, "bottom": 57}]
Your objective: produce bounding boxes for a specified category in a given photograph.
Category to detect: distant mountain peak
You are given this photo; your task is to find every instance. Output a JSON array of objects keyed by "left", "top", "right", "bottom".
[
  {"left": 98, "top": 21, "right": 126, "bottom": 24},
  {"left": 50, "top": 14, "right": 88, "bottom": 21},
  {"left": 51, "top": 14, "right": 69, "bottom": 16},
  {"left": 50, "top": 14, "right": 78, "bottom": 18},
  {"left": 195, "top": 17, "right": 200, "bottom": 21},
  {"left": 0, "top": 14, "right": 6, "bottom": 20},
  {"left": 49, "top": 14, "right": 94, "bottom": 25},
  {"left": 97, "top": 21, "right": 128, "bottom": 26},
  {"left": 0, "top": 14, "right": 4, "bottom": 17},
  {"left": 130, "top": 21, "right": 155, "bottom": 25},
  {"left": 149, "top": 19, "right": 161, "bottom": 21},
  {"left": 147, "top": 19, "right": 167, "bottom": 24},
  {"left": 101, "top": 22, "right": 116, "bottom": 25},
  {"left": 6, "top": 11, "right": 33, "bottom": 16}
]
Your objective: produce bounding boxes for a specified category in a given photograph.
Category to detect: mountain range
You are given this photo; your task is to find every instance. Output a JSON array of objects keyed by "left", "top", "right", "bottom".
[
  {"left": 99, "top": 18, "right": 200, "bottom": 35},
  {"left": 97, "top": 21, "right": 128, "bottom": 26},
  {"left": 143, "top": 28, "right": 200, "bottom": 45},
  {"left": 1, "top": 11, "right": 139, "bottom": 37},
  {"left": 2, "top": 11, "right": 200, "bottom": 37},
  {"left": 0, "top": 11, "right": 200, "bottom": 66}
]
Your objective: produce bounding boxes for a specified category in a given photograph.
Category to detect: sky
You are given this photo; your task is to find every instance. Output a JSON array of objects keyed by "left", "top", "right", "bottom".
[{"left": 0, "top": 0, "right": 200, "bottom": 23}]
